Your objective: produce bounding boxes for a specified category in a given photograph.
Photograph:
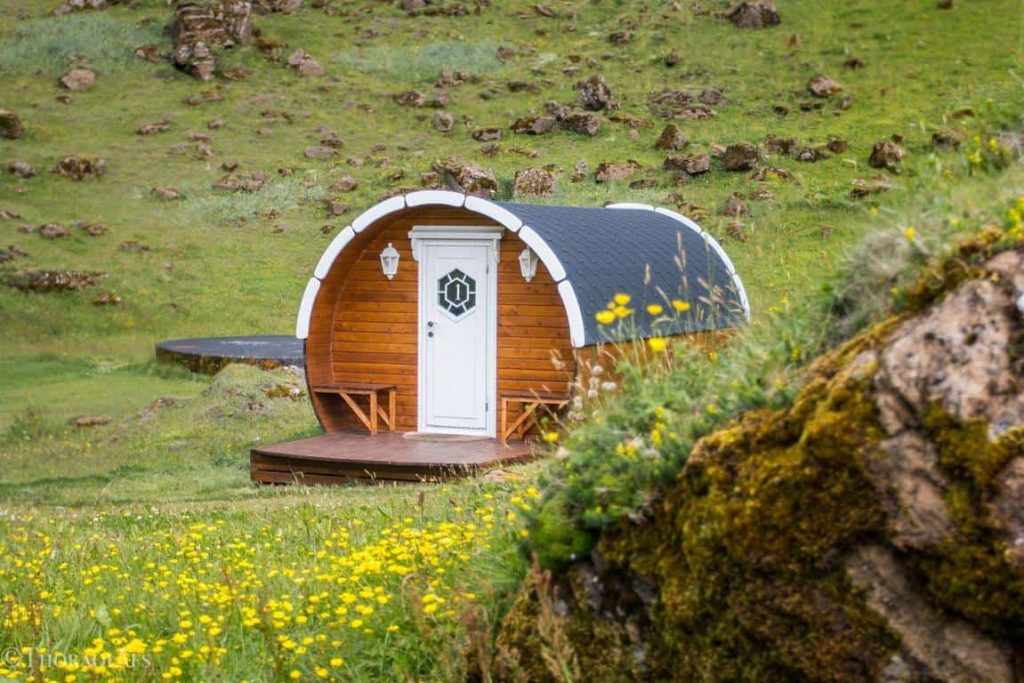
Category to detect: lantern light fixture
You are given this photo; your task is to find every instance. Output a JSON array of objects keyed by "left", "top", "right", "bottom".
[
  {"left": 518, "top": 247, "right": 538, "bottom": 282},
  {"left": 380, "top": 242, "right": 400, "bottom": 280}
]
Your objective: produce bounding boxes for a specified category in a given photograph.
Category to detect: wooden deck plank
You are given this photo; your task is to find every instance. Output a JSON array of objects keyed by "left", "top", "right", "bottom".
[{"left": 250, "top": 430, "right": 536, "bottom": 484}]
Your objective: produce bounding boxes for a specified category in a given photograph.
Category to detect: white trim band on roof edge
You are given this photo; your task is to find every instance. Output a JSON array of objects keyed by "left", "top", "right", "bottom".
[
  {"left": 518, "top": 225, "right": 567, "bottom": 282},
  {"left": 405, "top": 190, "right": 465, "bottom": 208},
  {"left": 557, "top": 280, "right": 587, "bottom": 348},
  {"left": 352, "top": 195, "right": 406, "bottom": 232},
  {"left": 464, "top": 196, "right": 524, "bottom": 232},
  {"left": 606, "top": 202, "right": 655, "bottom": 211},
  {"left": 314, "top": 225, "right": 355, "bottom": 280},
  {"left": 627, "top": 204, "right": 752, "bottom": 322},
  {"left": 295, "top": 277, "right": 321, "bottom": 340}
]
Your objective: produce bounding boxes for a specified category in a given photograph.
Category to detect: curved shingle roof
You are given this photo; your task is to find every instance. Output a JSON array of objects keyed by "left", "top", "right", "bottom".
[{"left": 297, "top": 191, "right": 749, "bottom": 347}]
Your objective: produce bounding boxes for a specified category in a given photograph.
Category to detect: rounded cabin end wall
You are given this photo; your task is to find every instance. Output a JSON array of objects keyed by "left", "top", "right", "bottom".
[{"left": 305, "top": 205, "right": 575, "bottom": 436}]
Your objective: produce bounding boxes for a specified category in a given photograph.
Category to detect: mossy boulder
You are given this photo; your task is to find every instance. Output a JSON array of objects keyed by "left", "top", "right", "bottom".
[{"left": 495, "top": 246, "right": 1024, "bottom": 682}]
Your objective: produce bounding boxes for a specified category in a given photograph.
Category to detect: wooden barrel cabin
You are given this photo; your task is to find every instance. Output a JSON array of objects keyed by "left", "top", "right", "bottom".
[{"left": 250, "top": 191, "right": 749, "bottom": 485}]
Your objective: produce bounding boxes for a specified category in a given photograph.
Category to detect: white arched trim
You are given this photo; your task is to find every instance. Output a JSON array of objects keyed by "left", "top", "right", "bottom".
[
  {"left": 624, "top": 205, "right": 752, "bottom": 322},
  {"left": 295, "top": 277, "right": 321, "bottom": 340},
  {"left": 557, "top": 281, "right": 586, "bottom": 348},
  {"left": 517, "top": 225, "right": 567, "bottom": 282},
  {"left": 606, "top": 202, "right": 655, "bottom": 211},
  {"left": 352, "top": 195, "right": 406, "bottom": 233},
  {"left": 405, "top": 190, "right": 465, "bottom": 208},
  {"left": 464, "top": 195, "right": 523, "bottom": 232},
  {"left": 314, "top": 225, "right": 355, "bottom": 280}
]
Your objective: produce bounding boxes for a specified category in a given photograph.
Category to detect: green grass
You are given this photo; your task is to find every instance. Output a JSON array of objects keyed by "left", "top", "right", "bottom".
[{"left": 1, "top": 0, "right": 1023, "bottom": 679}]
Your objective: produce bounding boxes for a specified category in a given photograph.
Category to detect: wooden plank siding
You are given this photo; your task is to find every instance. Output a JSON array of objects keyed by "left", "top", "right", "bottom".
[{"left": 306, "top": 206, "right": 574, "bottom": 435}]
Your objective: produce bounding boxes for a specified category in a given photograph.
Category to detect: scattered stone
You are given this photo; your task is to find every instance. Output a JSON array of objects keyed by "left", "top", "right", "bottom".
[
  {"left": 937, "top": 0, "right": 953, "bottom": 7},
  {"left": 208, "top": 118, "right": 226, "bottom": 130},
  {"left": 679, "top": 155, "right": 710, "bottom": 175},
  {"left": 719, "top": 193, "right": 751, "bottom": 217},
  {"left": 727, "top": 0, "right": 780, "bottom": 28},
  {"left": 119, "top": 240, "right": 149, "bottom": 253},
  {"left": 608, "top": 31, "right": 632, "bottom": 46},
  {"left": 4, "top": 269, "right": 108, "bottom": 292},
  {"left": 595, "top": 160, "right": 639, "bottom": 183},
  {"left": 433, "top": 111, "right": 454, "bottom": 133},
  {"left": 0, "top": 209, "right": 22, "bottom": 220},
  {"left": 570, "top": 160, "right": 589, "bottom": 182},
  {"left": 750, "top": 166, "right": 791, "bottom": 182},
  {"left": 513, "top": 167, "right": 556, "bottom": 197},
  {"left": 431, "top": 158, "right": 498, "bottom": 197},
  {"left": 472, "top": 127, "right": 502, "bottom": 142},
  {"left": 91, "top": 291, "right": 122, "bottom": 306},
  {"left": 844, "top": 56, "right": 865, "bottom": 69},
  {"left": 511, "top": 115, "right": 556, "bottom": 135},
  {"left": 76, "top": 222, "right": 106, "bottom": 236},
  {"left": 222, "top": 65, "right": 251, "bottom": 80},
  {"left": 39, "top": 223, "right": 69, "bottom": 239},
  {"left": 8, "top": 161, "right": 35, "bottom": 178},
  {"left": 545, "top": 101, "right": 569, "bottom": 120},
  {"left": 59, "top": 67, "right": 97, "bottom": 91},
  {"left": 869, "top": 137, "right": 906, "bottom": 169},
  {"left": 654, "top": 123, "right": 688, "bottom": 151},
  {"left": 151, "top": 186, "right": 182, "bottom": 200},
  {"left": 0, "top": 109, "right": 24, "bottom": 139},
  {"left": 325, "top": 200, "right": 348, "bottom": 217},
  {"left": 849, "top": 176, "right": 893, "bottom": 199},
  {"left": 808, "top": 75, "right": 843, "bottom": 98},
  {"left": 677, "top": 105, "right": 717, "bottom": 120},
  {"left": 394, "top": 90, "right": 425, "bottom": 107},
  {"left": 330, "top": 175, "right": 357, "bottom": 192},
  {"left": 722, "top": 142, "right": 759, "bottom": 171},
  {"left": 286, "top": 49, "right": 323, "bottom": 77},
  {"left": 748, "top": 187, "right": 774, "bottom": 201},
  {"left": 54, "top": 155, "right": 105, "bottom": 180},
  {"left": 826, "top": 137, "right": 849, "bottom": 153},
  {"left": 664, "top": 51, "right": 680, "bottom": 67},
  {"left": 725, "top": 221, "right": 747, "bottom": 241},
  {"left": 304, "top": 146, "right": 337, "bottom": 160},
  {"left": 577, "top": 75, "right": 614, "bottom": 111},
  {"left": 699, "top": 88, "right": 726, "bottom": 106},
  {"left": 74, "top": 414, "right": 113, "bottom": 427},
  {"left": 764, "top": 133, "right": 800, "bottom": 155},
  {"left": 932, "top": 129, "right": 963, "bottom": 150},
  {"left": 561, "top": 112, "right": 602, "bottom": 136},
  {"left": 795, "top": 146, "right": 830, "bottom": 162},
  {"left": 136, "top": 121, "right": 171, "bottom": 136},
  {"left": 133, "top": 43, "right": 164, "bottom": 63},
  {"left": 629, "top": 178, "right": 658, "bottom": 190},
  {"left": 507, "top": 80, "right": 539, "bottom": 94}
]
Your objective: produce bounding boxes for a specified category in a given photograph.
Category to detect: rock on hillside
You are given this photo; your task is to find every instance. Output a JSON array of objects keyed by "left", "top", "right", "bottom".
[{"left": 495, "top": 239, "right": 1024, "bottom": 682}]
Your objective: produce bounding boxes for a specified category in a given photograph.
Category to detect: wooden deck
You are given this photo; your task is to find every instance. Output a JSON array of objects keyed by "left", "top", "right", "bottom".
[{"left": 251, "top": 430, "right": 536, "bottom": 485}]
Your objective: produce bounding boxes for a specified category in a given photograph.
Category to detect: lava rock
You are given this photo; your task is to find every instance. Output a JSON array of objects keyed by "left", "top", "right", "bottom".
[
  {"left": 59, "top": 67, "right": 96, "bottom": 91},
  {"left": 869, "top": 137, "right": 906, "bottom": 169},
  {"left": 511, "top": 115, "right": 557, "bottom": 135},
  {"left": 577, "top": 75, "right": 614, "bottom": 111},
  {"left": 8, "top": 161, "right": 35, "bottom": 178},
  {"left": 722, "top": 143, "right": 760, "bottom": 171},
  {"left": 595, "top": 160, "right": 639, "bottom": 183},
  {"left": 431, "top": 157, "right": 498, "bottom": 197},
  {"left": 5, "top": 269, "right": 108, "bottom": 292},
  {"left": 654, "top": 123, "right": 688, "bottom": 151},
  {"left": 561, "top": 112, "right": 603, "bottom": 136},
  {"left": 0, "top": 109, "right": 24, "bottom": 139},
  {"left": 727, "top": 0, "right": 780, "bottom": 28},
  {"left": 719, "top": 193, "right": 751, "bottom": 217},
  {"left": 54, "top": 155, "right": 105, "bottom": 180},
  {"left": 808, "top": 75, "right": 843, "bottom": 98},
  {"left": 513, "top": 167, "right": 556, "bottom": 197}
]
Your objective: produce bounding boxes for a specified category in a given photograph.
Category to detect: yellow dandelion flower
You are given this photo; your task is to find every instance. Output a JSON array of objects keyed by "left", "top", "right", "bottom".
[
  {"left": 904, "top": 226, "right": 915, "bottom": 241},
  {"left": 613, "top": 305, "right": 632, "bottom": 318},
  {"left": 613, "top": 292, "right": 631, "bottom": 306},
  {"left": 543, "top": 431, "right": 559, "bottom": 443},
  {"left": 646, "top": 303, "right": 663, "bottom": 315},
  {"left": 672, "top": 299, "right": 691, "bottom": 312},
  {"left": 330, "top": 658, "right": 343, "bottom": 667},
  {"left": 647, "top": 337, "right": 667, "bottom": 352},
  {"left": 595, "top": 310, "right": 616, "bottom": 325}
]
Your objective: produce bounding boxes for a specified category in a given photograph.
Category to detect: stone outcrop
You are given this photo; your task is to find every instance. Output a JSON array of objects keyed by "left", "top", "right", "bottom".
[
  {"left": 171, "top": 1, "right": 252, "bottom": 81},
  {"left": 495, "top": 238, "right": 1024, "bottom": 682},
  {"left": 727, "top": 0, "right": 780, "bottom": 28},
  {"left": 431, "top": 158, "right": 497, "bottom": 197},
  {"left": 0, "top": 109, "right": 24, "bottom": 139}
]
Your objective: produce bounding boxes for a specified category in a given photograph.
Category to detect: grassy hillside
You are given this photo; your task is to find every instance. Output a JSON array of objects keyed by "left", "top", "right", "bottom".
[{"left": 1, "top": 0, "right": 1022, "bottom": 680}]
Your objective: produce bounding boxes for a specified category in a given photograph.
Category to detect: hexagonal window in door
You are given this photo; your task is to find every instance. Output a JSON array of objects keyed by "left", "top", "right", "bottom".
[{"left": 437, "top": 268, "right": 477, "bottom": 319}]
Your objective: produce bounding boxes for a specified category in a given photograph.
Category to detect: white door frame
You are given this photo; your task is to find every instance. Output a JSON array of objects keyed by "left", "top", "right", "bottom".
[{"left": 410, "top": 225, "right": 502, "bottom": 436}]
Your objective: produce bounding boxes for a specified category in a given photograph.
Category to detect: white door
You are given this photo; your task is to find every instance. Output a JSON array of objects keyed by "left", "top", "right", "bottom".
[{"left": 418, "top": 239, "right": 496, "bottom": 435}]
